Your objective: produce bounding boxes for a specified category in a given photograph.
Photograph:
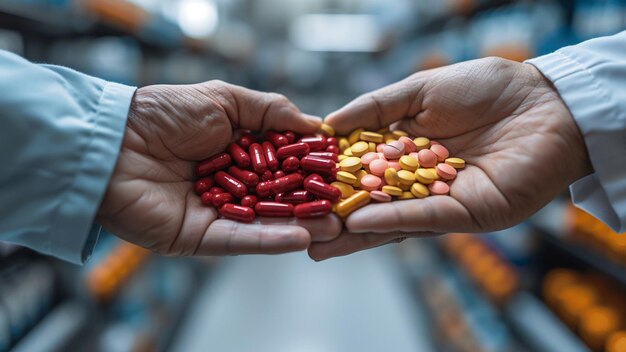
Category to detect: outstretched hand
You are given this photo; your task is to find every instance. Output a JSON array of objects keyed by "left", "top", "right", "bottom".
[
  {"left": 97, "top": 81, "right": 342, "bottom": 256},
  {"left": 309, "top": 57, "right": 592, "bottom": 260}
]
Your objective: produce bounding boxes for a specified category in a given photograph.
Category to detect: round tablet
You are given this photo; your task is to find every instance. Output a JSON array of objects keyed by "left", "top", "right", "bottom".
[
  {"left": 413, "top": 137, "right": 430, "bottom": 150},
  {"left": 360, "top": 152, "right": 380, "bottom": 166},
  {"left": 428, "top": 180, "right": 450, "bottom": 195},
  {"left": 370, "top": 190, "right": 392, "bottom": 202},
  {"left": 397, "top": 170, "right": 416, "bottom": 185},
  {"left": 331, "top": 181, "right": 355, "bottom": 198},
  {"left": 445, "top": 157, "right": 466, "bottom": 169},
  {"left": 417, "top": 149, "right": 437, "bottom": 168},
  {"left": 398, "top": 191, "right": 415, "bottom": 200},
  {"left": 436, "top": 163, "right": 457, "bottom": 180},
  {"left": 351, "top": 141, "right": 369, "bottom": 157},
  {"left": 387, "top": 160, "right": 401, "bottom": 171},
  {"left": 384, "top": 168, "right": 400, "bottom": 187},
  {"left": 382, "top": 185, "right": 403, "bottom": 196},
  {"left": 415, "top": 168, "right": 435, "bottom": 184},
  {"left": 410, "top": 182, "right": 429, "bottom": 198},
  {"left": 399, "top": 155, "right": 419, "bottom": 171},
  {"left": 339, "top": 157, "right": 362, "bottom": 173},
  {"left": 383, "top": 141, "right": 405, "bottom": 159},
  {"left": 430, "top": 144, "right": 449, "bottom": 162},
  {"left": 369, "top": 159, "right": 389, "bottom": 176},
  {"left": 337, "top": 171, "right": 358, "bottom": 184},
  {"left": 399, "top": 136, "right": 417, "bottom": 153},
  {"left": 360, "top": 175, "right": 382, "bottom": 191}
]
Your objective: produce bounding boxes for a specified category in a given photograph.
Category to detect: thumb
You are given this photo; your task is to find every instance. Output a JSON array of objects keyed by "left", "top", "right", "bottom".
[
  {"left": 215, "top": 81, "right": 322, "bottom": 134},
  {"left": 324, "top": 73, "right": 427, "bottom": 135}
]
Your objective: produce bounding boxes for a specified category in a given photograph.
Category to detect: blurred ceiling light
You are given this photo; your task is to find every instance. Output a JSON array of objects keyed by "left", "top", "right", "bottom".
[
  {"left": 177, "top": 0, "right": 219, "bottom": 39},
  {"left": 289, "top": 14, "right": 382, "bottom": 52}
]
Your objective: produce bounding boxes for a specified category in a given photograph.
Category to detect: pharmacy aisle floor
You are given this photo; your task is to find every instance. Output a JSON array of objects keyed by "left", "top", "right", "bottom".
[{"left": 171, "top": 246, "right": 435, "bottom": 352}]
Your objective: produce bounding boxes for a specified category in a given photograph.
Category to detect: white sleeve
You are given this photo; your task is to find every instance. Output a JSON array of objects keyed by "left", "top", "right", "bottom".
[
  {"left": 0, "top": 50, "right": 136, "bottom": 264},
  {"left": 526, "top": 31, "right": 626, "bottom": 232}
]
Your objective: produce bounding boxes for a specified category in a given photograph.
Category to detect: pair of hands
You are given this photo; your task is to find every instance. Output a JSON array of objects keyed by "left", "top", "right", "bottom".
[{"left": 97, "top": 57, "right": 591, "bottom": 261}]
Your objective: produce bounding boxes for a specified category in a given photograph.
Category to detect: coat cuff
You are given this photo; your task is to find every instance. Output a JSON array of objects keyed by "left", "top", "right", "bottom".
[
  {"left": 49, "top": 82, "right": 136, "bottom": 264},
  {"left": 527, "top": 52, "right": 626, "bottom": 232}
]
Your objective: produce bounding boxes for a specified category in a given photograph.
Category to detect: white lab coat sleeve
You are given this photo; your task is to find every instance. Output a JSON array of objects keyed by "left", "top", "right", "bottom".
[
  {"left": 0, "top": 50, "right": 136, "bottom": 264},
  {"left": 526, "top": 31, "right": 626, "bottom": 232}
]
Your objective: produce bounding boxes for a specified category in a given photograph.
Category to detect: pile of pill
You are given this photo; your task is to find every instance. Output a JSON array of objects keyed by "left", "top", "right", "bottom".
[
  {"left": 332, "top": 127, "right": 465, "bottom": 217},
  {"left": 193, "top": 124, "right": 464, "bottom": 222}
]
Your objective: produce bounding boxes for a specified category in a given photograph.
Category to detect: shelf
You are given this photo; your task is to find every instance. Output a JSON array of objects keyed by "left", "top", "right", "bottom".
[
  {"left": 504, "top": 292, "right": 590, "bottom": 352},
  {"left": 529, "top": 201, "right": 626, "bottom": 288}
]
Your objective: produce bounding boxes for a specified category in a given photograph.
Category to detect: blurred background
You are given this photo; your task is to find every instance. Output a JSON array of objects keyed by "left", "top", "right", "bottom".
[{"left": 1, "top": 0, "right": 626, "bottom": 351}]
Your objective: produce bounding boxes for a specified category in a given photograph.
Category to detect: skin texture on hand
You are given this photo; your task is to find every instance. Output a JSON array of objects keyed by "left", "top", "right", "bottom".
[
  {"left": 97, "top": 80, "right": 342, "bottom": 256},
  {"left": 309, "top": 57, "right": 592, "bottom": 261}
]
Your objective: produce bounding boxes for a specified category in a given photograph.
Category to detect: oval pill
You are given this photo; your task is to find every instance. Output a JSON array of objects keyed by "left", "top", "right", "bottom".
[
  {"left": 360, "top": 131, "right": 384, "bottom": 143},
  {"left": 387, "top": 160, "right": 401, "bottom": 171},
  {"left": 368, "top": 159, "right": 388, "bottom": 176},
  {"left": 348, "top": 128, "right": 364, "bottom": 145},
  {"left": 430, "top": 144, "right": 449, "bottom": 162},
  {"left": 336, "top": 190, "right": 371, "bottom": 218},
  {"left": 360, "top": 152, "right": 380, "bottom": 166},
  {"left": 417, "top": 149, "right": 437, "bottom": 168},
  {"left": 384, "top": 168, "right": 400, "bottom": 187},
  {"left": 370, "top": 190, "right": 392, "bottom": 202},
  {"left": 331, "top": 181, "right": 355, "bottom": 198},
  {"left": 339, "top": 157, "right": 362, "bottom": 173},
  {"left": 336, "top": 171, "right": 357, "bottom": 185},
  {"left": 410, "top": 182, "right": 429, "bottom": 198},
  {"left": 445, "top": 157, "right": 466, "bottom": 169},
  {"left": 351, "top": 141, "right": 369, "bottom": 157},
  {"left": 338, "top": 138, "right": 351, "bottom": 152},
  {"left": 392, "top": 130, "right": 408, "bottom": 138},
  {"left": 399, "top": 155, "right": 419, "bottom": 171},
  {"left": 382, "top": 185, "right": 403, "bottom": 196},
  {"left": 397, "top": 170, "right": 416, "bottom": 186},
  {"left": 398, "top": 191, "right": 415, "bottom": 200},
  {"left": 428, "top": 180, "right": 450, "bottom": 195},
  {"left": 368, "top": 142, "right": 376, "bottom": 153},
  {"left": 436, "top": 163, "right": 457, "bottom": 180},
  {"left": 353, "top": 169, "right": 368, "bottom": 188}
]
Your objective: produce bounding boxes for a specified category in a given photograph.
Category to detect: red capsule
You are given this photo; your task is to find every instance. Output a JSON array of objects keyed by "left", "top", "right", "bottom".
[
  {"left": 282, "top": 156, "right": 300, "bottom": 173},
  {"left": 249, "top": 143, "right": 268, "bottom": 174},
  {"left": 284, "top": 131, "right": 296, "bottom": 144},
  {"left": 227, "top": 166, "right": 259, "bottom": 187},
  {"left": 275, "top": 190, "right": 314, "bottom": 204},
  {"left": 265, "top": 131, "right": 289, "bottom": 148},
  {"left": 294, "top": 200, "right": 332, "bottom": 219},
  {"left": 304, "top": 173, "right": 324, "bottom": 187},
  {"left": 326, "top": 145, "right": 339, "bottom": 154},
  {"left": 304, "top": 180, "right": 342, "bottom": 202},
  {"left": 273, "top": 170, "right": 286, "bottom": 179},
  {"left": 261, "top": 170, "right": 274, "bottom": 182},
  {"left": 226, "top": 143, "right": 251, "bottom": 169},
  {"left": 276, "top": 143, "right": 310, "bottom": 159},
  {"left": 322, "top": 172, "right": 337, "bottom": 183},
  {"left": 262, "top": 141, "right": 280, "bottom": 171},
  {"left": 240, "top": 195, "right": 259, "bottom": 208},
  {"left": 209, "top": 186, "right": 225, "bottom": 194},
  {"left": 308, "top": 152, "right": 338, "bottom": 162},
  {"left": 271, "top": 173, "right": 304, "bottom": 195},
  {"left": 300, "top": 156, "right": 335, "bottom": 174},
  {"left": 255, "top": 202, "right": 294, "bottom": 217},
  {"left": 194, "top": 176, "right": 214, "bottom": 195},
  {"left": 299, "top": 136, "right": 327, "bottom": 151},
  {"left": 220, "top": 204, "right": 255, "bottom": 222},
  {"left": 200, "top": 192, "right": 213, "bottom": 206},
  {"left": 327, "top": 137, "right": 338, "bottom": 146},
  {"left": 237, "top": 132, "right": 257, "bottom": 149},
  {"left": 215, "top": 171, "right": 247, "bottom": 198},
  {"left": 195, "top": 153, "right": 231, "bottom": 176},
  {"left": 212, "top": 193, "right": 233, "bottom": 208},
  {"left": 256, "top": 181, "right": 272, "bottom": 198}
]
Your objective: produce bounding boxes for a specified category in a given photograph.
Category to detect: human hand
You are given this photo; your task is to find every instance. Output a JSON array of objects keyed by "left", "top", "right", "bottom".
[
  {"left": 97, "top": 81, "right": 342, "bottom": 256},
  {"left": 309, "top": 57, "right": 592, "bottom": 260}
]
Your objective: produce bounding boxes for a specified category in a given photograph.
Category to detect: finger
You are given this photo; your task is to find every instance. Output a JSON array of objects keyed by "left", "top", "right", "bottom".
[
  {"left": 345, "top": 196, "right": 476, "bottom": 234},
  {"left": 308, "top": 230, "right": 437, "bottom": 261},
  {"left": 256, "top": 214, "right": 343, "bottom": 242},
  {"left": 324, "top": 74, "right": 426, "bottom": 135},
  {"left": 196, "top": 220, "right": 311, "bottom": 255},
  {"left": 222, "top": 83, "right": 322, "bottom": 134}
]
